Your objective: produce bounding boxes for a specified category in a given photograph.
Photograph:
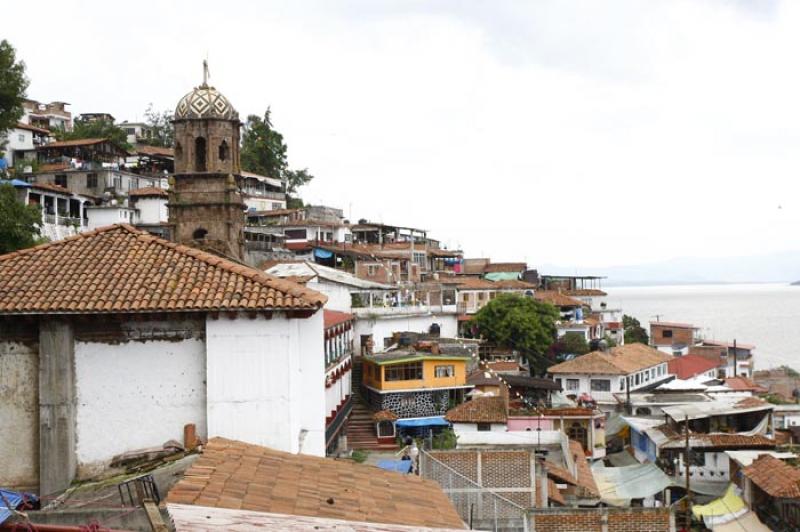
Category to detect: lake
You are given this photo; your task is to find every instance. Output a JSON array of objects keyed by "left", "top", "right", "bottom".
[{"left": 606, "top": 283, "right": 800, "bottom": 371}]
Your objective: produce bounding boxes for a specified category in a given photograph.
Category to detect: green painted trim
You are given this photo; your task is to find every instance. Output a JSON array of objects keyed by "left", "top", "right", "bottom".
[{"left": 365, "top": 355, "right": 471, "bottom": 366}]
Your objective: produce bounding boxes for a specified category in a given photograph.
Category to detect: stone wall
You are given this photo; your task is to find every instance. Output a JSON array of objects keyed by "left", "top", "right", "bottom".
[
  {"left": 0, "top": 323, "right": 39, "bottom": 489},
  {"left": 366, "top": 389, "right": 449, "bottom": 418}
]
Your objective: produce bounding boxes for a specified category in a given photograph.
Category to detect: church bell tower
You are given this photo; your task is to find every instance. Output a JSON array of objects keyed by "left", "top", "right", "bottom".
[{"left": 169, "top": 62, "right": 245, "bottom": 260}]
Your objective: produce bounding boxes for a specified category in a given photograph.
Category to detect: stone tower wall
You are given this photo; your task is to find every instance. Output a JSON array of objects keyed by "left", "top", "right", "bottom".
[{"left": 173, "top": 119, "right": 241, "bottom": 175}]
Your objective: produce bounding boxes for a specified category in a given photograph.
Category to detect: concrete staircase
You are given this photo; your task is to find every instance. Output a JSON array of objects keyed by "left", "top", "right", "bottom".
[{"left": 346, "top": 394, "right": 399, "bottom": 452}]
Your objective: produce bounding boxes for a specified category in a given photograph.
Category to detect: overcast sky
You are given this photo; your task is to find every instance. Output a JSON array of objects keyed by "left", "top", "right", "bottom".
[{"left": 5, "top": 0, "right": 800, "bottom": 269}]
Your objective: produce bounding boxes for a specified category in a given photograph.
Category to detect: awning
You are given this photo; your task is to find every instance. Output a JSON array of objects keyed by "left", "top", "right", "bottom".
[
  {"left": 712, "top": 511, "right": 770, "bottom": 532},
  {"left": 395, "top": 416, "right": 449, "bottom": 428},
  {"left": 591, "top": 462, "right": 674, "bottom": 506},
  {"left": 692, "top": 484, "right": 746, "bottom": 522},
  {"left": 314, "top": 248, "right": 334, "bottom": 259},
  {"left": 484, "top": 272, "right": 521, "bottom": 282}
]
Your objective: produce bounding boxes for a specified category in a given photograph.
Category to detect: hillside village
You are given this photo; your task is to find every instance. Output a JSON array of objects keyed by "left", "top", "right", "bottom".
[{"left": 2, "top": 74, "right": 800, "bottom": 532}]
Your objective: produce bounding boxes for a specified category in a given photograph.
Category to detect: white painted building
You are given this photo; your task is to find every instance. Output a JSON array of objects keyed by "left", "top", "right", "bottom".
[
  {"left": 548, "top": 344, "right": 673, "bottom": 406},
  {"left": 0, "top": 225, "right": 328, "bottom": 494},
  {"left": 265, "top": 260, "right": 394, "bottom": 313}
]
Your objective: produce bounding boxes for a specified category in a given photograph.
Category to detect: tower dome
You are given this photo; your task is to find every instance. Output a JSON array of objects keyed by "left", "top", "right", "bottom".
[{"left": 174, "top": 84, "right": 238, "bottom": 121}]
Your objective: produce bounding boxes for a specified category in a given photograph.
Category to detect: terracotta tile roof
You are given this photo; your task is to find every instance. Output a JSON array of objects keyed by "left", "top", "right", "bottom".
[
  {"left": 534, "top": 291, "right": 585, "bottom": 308},
  {"left": 0, "top": 224, "right": 326, "bottom": 315},
  {"left": 569, "top": 440, "right": 599, "bottom": 497},
  {"left": 548, "top": 478, "right": 565, "bottom": 506},
  {"left": 703, "top": 339, "right": 756, "bottom": 350},
  {"left": 466, "top": 370, "right": 501, "bottom": 387},
  {"left": 135, "top": 144, "right": 174, "bottom": 157},
  {"left": 486, "top": 361, "right": 523, "bottom": 373},
  {"left": 491, "top": 279, "right": 537, "bottom": 290},
  {"left": 128, "top": 186, "right": 168, "bottom": 198},
  {"left": 734, "top": 396, "right": 769, "bottom": 409},
  {"left": 667, "top": 354, "right": 720, "bottom": 380},
  {"left": 324, "top": 309, "right": 353, "bottom": 329},
  {"left": 16, "top": 122, "right": 50, "bottom": 135},
  {"left": 724, "top": 377, "right": 767, "bottom": 393},
  {"left": 548, "top": 343, "right": 672, "bottom": 375},
  {"left": 445, "top": 396, "right": 507, "bottom": 423},
  {"left": 543, "top": 462, "right": 578, "bottom": 486},
  {"left": 742, "top": 454, "right": 800, "bottom": 498},
  {"left": 484, "top": 262, "right": 526, "bottom": 273},
  {"left": 661, "top": 433, "right": 775, "bottom": 450},
  {"left": 166, "top": 438, "right": 465, "bottom": 529},
  {"left": 39, "top": 138, "right": 106, "bottom": 148},
  {"left": 563, "top": 289, "right": 607, "bottom": 297},
  {"left": 446, "top": 277, "right": 497, "bottom": 290},
  {"left": 29, "top": 182, "right": 71, "bottom": 195}
]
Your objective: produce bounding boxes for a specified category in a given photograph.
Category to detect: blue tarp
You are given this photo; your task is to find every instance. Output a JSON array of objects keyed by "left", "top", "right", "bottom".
[
  {"left": 395, "top": 416, "right": 449, "bottom": 428},
  {"left": 0, "top": 488, "right": 38, "bottom": 525},
  {"left": 314, "top": 248, "right": 333, "bottom": 259},
  {"left": 376, "top": 460, "right": 413, "bottom": 473},
  {"left": 0, "top": 179, "right": 31, "bottom": 188}
]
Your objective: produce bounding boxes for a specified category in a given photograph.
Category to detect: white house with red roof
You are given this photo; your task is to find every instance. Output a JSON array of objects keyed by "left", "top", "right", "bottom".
[{"left": 0, "top": 225, "right": 328, "bottom": 495}]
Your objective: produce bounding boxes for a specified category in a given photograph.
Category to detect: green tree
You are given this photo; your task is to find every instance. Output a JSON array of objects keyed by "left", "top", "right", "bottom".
[
  {"left": 55, "top": 119, "right": 130, "bottom": 150},
  {"left": 623, "top": 314, "right": 649, "bottom": 345},
  {"left": 549, "top": 332, "right": 590, "bottom": 360},
  {"left": 141, "top": 104, "right": 174, "bottom": 147},
  {"left": 0, "top": 183, "right": 43, "bottom": 254},
  {"left": 0, "top": 40, "right": 28, "bottom": 136},
  {"left": 473, "top": 294, "right": 560, "bottom": 375},
  {"left": 240, "top": 109, "right": 314, "bottom": 197}
]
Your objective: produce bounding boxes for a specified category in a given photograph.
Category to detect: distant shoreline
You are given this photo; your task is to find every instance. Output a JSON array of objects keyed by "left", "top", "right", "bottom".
[{"left": 604, "top": 280, "right": 794, "bottom": 288}]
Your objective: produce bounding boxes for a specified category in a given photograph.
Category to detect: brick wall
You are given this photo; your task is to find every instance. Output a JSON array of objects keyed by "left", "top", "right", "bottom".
[
  {"left": 651, "top": 324, "right": 694, "bottom": 348},
  {"left": 530, "top": 507, "right": 673, "bottom": 532}
]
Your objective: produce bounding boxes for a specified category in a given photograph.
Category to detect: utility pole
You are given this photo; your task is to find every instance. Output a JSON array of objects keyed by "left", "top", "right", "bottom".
[
  {"left": 684, "top": 414, "right": 691, "bottom": 526},
  {"left": 733, "top": 339, "right": 737, "bottom": 378}
]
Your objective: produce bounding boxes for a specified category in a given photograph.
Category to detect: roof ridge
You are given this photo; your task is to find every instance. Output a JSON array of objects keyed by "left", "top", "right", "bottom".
[
  {"left": 0, "top": 224, "right": 129, "bottom": 263},
  {"left": 125, "top": 228, "right": 326, "bottom": 306}
]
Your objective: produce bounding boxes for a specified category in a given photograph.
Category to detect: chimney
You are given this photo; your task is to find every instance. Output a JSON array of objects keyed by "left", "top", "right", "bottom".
[{"left": 431, "top": 342, "right": 440, "bottom": 355}]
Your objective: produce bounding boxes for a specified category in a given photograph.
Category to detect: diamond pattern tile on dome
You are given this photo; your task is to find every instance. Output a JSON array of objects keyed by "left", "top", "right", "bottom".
[{"left": 175, "top": 85, "right": 238, "bottom": 120}]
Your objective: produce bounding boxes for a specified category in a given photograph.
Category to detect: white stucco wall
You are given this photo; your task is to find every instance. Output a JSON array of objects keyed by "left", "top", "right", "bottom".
[
  {"left": 135, "top": 197, "right": 168, "bottom": 224},
  {"left": 206, "top": 311, "right": 326, "bottom": 456},
  {"left": 307, "top": 279, "right": 352, "bottom": 312},
  {"left": 0, "top": 340, "right": 39, "bottom": 489},
  {"left": 86, "top": 207, "right": 136, "bottom": 230},
  {"left": 452, "top": 422, "right": 507, "bottom": 433},
  {"left": 74, "top": 336, "right": 207, "bottom": 473},
  {"left": 353, "top": 313, "right": 458, "bottom": 354}
]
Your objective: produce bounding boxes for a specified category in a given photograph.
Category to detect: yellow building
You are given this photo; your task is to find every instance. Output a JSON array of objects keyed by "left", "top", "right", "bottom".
[{"left": 362, "top": 345, "right": 473, "bottom": 419}]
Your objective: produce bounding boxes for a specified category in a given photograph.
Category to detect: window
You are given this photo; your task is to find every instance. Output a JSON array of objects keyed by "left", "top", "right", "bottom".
[
  {"left": 566, "top": 378, "right": 580, "bottom": 391},
  {"left": 384, "top": 362, "right": 423, "bottom": 381},
  {"left": 435, "top": 365, "right": 454, "bottom": 378},
  {"left": 86, "top": 173, "right": 97, "bottom": 188},
  {"left": 400, "top": 395, "right": 415, "bottom": 409},
  {"left": 193, "top": 228, "right": 208, "bottom": 240},
  {"left": 55, "top": 174, "right": 67, "bottom": 188},
  {"left": 651, "top": 368, "right": 656, "bottom": 379},
  {"left": 195, "top": 137, "right": 207, "bottom": 171},
  {"left": 663, "top": 330, "right": 673, "bottom": 338},
  {"left": 619, "top": 378, "right": 625, "bottom": 391},
  {"left": 635, "top": 373, "right": 640, "bottom": 386},
  {"left": 18, "top": 134, "right": 24, "bottom": 142},
  {"left": 284, "top": 229, "right": 306, "bottom": 240},
  {"left": 218, "top": 140, "right": 229, "bottom": 161},
  {"left": 412, "top": 252, "right": 426, "bottom": 266},
  {"left": 555, "top": 378, "right": 563, "bottom": 390},
  {"left": 590, "top": 379, "right": 611, "bottom": 392},
  {"left": 689, "top": 451, "right": 706, "bottom": 467},
  {"left": 367, "top": 264, "right": 379, "bottom": 276},
  {"left": 477, "top": 423, "right": 492, "bottom": 432}
]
